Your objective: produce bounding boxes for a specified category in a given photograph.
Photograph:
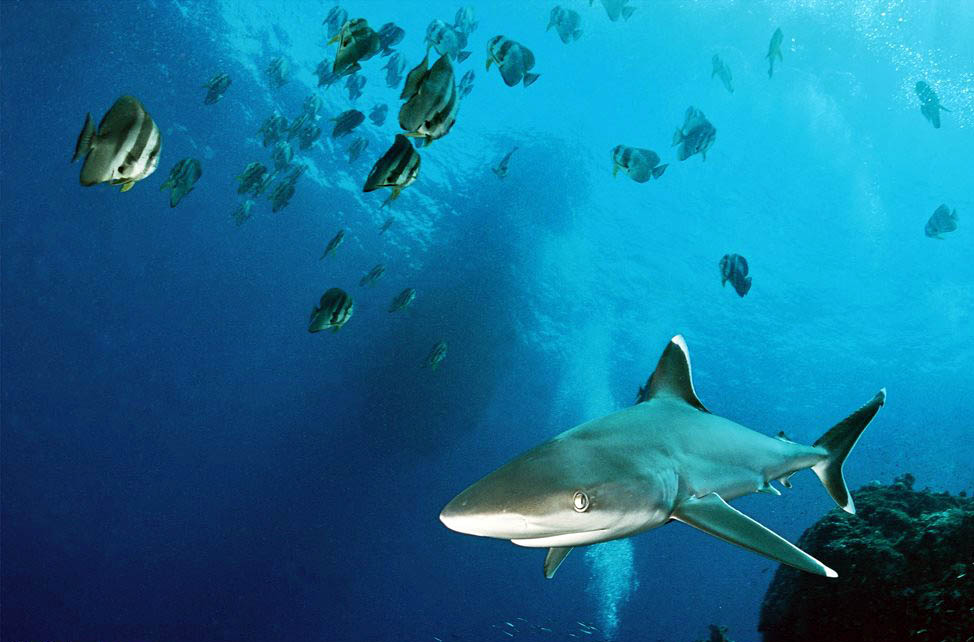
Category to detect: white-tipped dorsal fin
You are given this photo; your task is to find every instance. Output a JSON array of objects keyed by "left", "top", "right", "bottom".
[{"left": 641, "top": 335, "right": 708, "bottom": 412}]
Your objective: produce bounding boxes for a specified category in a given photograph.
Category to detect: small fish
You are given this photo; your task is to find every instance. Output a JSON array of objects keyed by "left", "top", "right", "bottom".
[
  {"left": 322, "top": 6, "right": 348, "bottom": 39},
  {"left": 258, "top": 112, "right": 288, "bottom": 147},
  {"left": 454, "top": 6, "right": 478, "bottom": 35},
  {"left": 458, "top": 70, "right": 475, "bottom": 99},
  {"left": 272, "top": 141, "right": 293, "bottom": 172},
  {"left": 269, "top": 164, "right": 306, "bottom": 213},
  {"left": 548, "top": 6, "right": 583, "bottom": 44},
  {"left": 231, "top": 199, "right": 254, "bottom": 226},
  {"left": 236, "top": 162, "right": 268, "bottom": 195},
  {"left": 72, "top": 95, "right": 162, "bottom": 191},
  {"left": 389, "top": 287, "right": 416, "bottom": 312},
  {"left": 591, "top": 0, "right": 636, "bottom": 22},
  {"left": 766, "top": 27, "right": 783, "bottom": 78},
  {"left": 159, "top": 158, "right": 202, "bottom": 207},
  {"left": 711, "top": 54, "right": 733, "bottom": 93},
  {"left": 423, "top": 341, "right": 448, "bottom": 370},
  {"left": 320, "top": 229, "right": 345, "bottom": 259},
  {"left": 379, "top": 216, "right": 395, "bottom": 234},
  {"left": 363, "top": 134, "right": 421, "bottom": 205},
  {"left": 399, "top": 54, "right": 460, "bottom": 145},
  {"left": 202, "top": 72, "right": 231, "bottom": 104},
  {"left": 383, "top": 52, "right": 407, "bottom": 88},
  {"left": 719, "top": 253, "right": 752, "bottom": 297},
  {"left": 915, "top": 81, "right": 950, "bottom": 129},
  {"left": 309, "top": 287, "right": 354, "bottom": 333},
  {"left": 492, "top": 146, "right": 518, "bottom": 178},
  {"left": 266, "top": 57, "right": 290, "bottom": 88},
  {"left": 426, "top": 19, "right": 471, "bottom": 62},
  {"left": 359, "top": 264, "right": 386, "bottom": 287},
  {"left": 296, "top": 123, "right": 322, "bottom": 150},
  {"left": 347, "top": 137, "right": 369, "bottom": 163},
  {"left": 332, "top": 109, "right": 365, "bottom": 138},
  {"left": 486, "top": 36, "right": 540, "bottom": 87},
  {"left": 328, "top": 18, "right": 381, "bottom": 76},
  {"left": 377, "top": 22, "right": 405, "bottom": 56},
  {"left": 346, "top": 73, "right": 366, "bottom": 101},
  {"left": 315, "top": 60, "right": 343, "bottom": 88},
  {"left": 369, "top": 104, "right": 388, "bottom": 126},
  {"left": 302, "top": 93, "right": 324, "bottom": 118},
  {"left": 611, "top": 145, "right": 667, "bottom": 182},
  {"left": 924, "top": 204, "right": 959, "bottom": 239},
  {"left": 672, "top": 106, "right": 716, "bottom": 161}
]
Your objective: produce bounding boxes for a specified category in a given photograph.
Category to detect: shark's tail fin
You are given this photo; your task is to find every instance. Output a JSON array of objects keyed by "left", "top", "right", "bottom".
[{"left": 812, "top": 389, "right": 886, "bottom": 514}]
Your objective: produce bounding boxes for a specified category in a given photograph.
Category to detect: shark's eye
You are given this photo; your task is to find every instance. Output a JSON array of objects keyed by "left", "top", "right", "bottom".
[{"left": 572, "top": 491, "right": 589, "bottom": 512}]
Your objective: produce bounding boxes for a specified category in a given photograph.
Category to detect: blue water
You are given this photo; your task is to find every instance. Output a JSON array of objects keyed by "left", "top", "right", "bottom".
[{"left": 2, "top": 1, "right": 972, "bottom": 640}]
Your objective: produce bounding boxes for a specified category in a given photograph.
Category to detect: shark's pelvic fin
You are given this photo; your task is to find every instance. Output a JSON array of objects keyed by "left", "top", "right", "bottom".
[
  {"left": 672, "top": 492, "right": 837, "bottom": 578},
  {"left": 639, "top": 335, "right": 708, "bottom": 412},
  {"left": 543, "top": 546, "right": 573, "bottom": 579},
  {"left": 812, "top": 389, "right": 886, "bottom": 514}
]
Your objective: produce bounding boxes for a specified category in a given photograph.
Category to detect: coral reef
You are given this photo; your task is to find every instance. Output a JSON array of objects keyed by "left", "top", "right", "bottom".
[{"left": 759, "top": 474, "right": 973, "bottom": 642}]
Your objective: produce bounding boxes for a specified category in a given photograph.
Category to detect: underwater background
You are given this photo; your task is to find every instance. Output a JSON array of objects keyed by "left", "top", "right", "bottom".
[{"left": 2, "top": 0, "right": 972, "bottom": 640}]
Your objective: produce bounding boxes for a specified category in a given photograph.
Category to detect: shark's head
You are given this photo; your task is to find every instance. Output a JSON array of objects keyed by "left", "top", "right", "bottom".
[{"left": 439, "top": 432, "right": 674, "bottom": 548}]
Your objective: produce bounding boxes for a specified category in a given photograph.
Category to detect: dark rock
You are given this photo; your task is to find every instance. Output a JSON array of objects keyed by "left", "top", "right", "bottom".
[{"left": 758, "top": 476, "right": 974, "bottom": 642}]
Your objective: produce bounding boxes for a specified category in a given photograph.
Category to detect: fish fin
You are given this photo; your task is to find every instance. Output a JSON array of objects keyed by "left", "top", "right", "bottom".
[
  {"left": 72, "top": 113, "right": 95, "bottom": 162},
  {"left": 457, "top": 50, "right": 471, "bottom": 62},
  {"left": 652, "top": 163, "right": 668, "bottom": 179},
  {"left": 573, "top": 29, "right": 582, "bottom": 41},
  {"left": 671, "top": 128, "right": 684, "bottom": 146},
  {"left": 641, "top": 335, "right": 708, "bottom": 412},
  {"left": 612, "top": 164, "right": 619, "bottom": 177},
  {"left": 120, "top": 181, "right": 135, "bottom": 193},
  {"left": 757, "top": 481, "right": 781, "bottom": 496},
  {"left": 672, "top": 492, "right": 837, "bottom": 577},
  {"left": 523, "top": 72, "right": 540, "bottom": 87},
  {"left": 544, "top": 547, "right": 573, "bottom": 579},
  {"left": 812, "top": 389, "right": 886, "bottom": 514},
  {"left": 485, "top": 57, "right": 492, "bottom": 71},
  {"left": 940, "top": 104, "right": 951, "bottom": 112},
  {"left": 327, "top": 33, "right": 340, "bottom": 45},
  {"left": 403, "top": 132, "right": 425, "bottom": 138},
  {"left": 622, "top": 6, "right": 636, "bottom": 20},
  {"left": 331, "top": 326, "right": 340, "bottom": 333}
]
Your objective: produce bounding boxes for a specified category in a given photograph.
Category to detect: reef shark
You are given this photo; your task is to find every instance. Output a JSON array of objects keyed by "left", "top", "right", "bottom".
[{"left": 440, "top": 335, "right": 885, "bottom": 579}]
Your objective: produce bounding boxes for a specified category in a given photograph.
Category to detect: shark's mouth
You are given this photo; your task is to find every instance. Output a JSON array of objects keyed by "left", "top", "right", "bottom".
[{"left": 510, "top": 529, "right": 611, "bottom": 548}]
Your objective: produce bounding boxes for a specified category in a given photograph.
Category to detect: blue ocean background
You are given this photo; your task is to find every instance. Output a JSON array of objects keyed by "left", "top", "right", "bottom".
[{"left": 2, "top": 1, "right": 972, "bottom": 640}]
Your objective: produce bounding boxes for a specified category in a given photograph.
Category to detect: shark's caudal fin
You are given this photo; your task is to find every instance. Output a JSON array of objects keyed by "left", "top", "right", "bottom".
[
  {"left": 544, "top": 546, "right": 573, "bottom": 579},
  {"left": 673, "top": 492, "right": 837, "bottom": 577},
  {"left": 636, "top": 335, "right": 708, "bottom": 411},
  {"left": 812, "top": 389, "right": 886, "bottom": 514}
]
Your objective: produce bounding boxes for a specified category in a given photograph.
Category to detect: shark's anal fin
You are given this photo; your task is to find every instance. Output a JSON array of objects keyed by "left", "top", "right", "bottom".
[
  {"left": 544, "top": 546, "right": 573, "bottom": 579},
  {"left": 639, "top": 335, "right": 708, "bottom": 412},
  {"left": 672, "top": 492, "right": 837, "bottom": 578}
]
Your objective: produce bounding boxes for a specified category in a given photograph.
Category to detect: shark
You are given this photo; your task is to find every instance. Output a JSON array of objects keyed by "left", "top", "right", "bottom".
[{"left": 439, "top": 335, "right": 885, "bottom": 579}]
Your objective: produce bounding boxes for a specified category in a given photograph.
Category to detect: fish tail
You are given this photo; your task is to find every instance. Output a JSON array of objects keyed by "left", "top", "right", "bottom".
[
  {"left": 622, "top": 6, "right": 636, "bottom": 20},
  {"left": 457, "top": 50, "right": 471, "bottom": 62},
  {"left": 811, "top": 389, "right": 886, "bottom": 514},
  {"left": 72, "top": 113, "right": 95, "bottom": 162},
  {"left": 652, "top": 163, "right": 668, "bottom": 179},
  {"left": 671, "top": 128, "right": 684, "bottom": 146},
  {"left": 523, "top": 72, "right": 540, "bottom": 87}
]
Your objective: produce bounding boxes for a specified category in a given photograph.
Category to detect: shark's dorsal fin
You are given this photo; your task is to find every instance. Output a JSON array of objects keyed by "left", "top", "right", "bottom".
[
  {"left": 543, "top": 546, "right": 573, "bottom": 579},
  {"left": 640, "top": 335, "right": 708, "bottom": 412}
]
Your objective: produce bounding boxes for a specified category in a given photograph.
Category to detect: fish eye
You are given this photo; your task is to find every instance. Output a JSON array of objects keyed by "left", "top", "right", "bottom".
[{"left": 572, "top": 491, "right": 589, "bottom": 512}]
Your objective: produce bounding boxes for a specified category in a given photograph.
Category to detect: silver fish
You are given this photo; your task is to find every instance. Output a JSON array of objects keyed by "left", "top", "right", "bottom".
[
  {"left": 348, "top": 137, "right": 369, "bottom": 163},
  {"left": 359, "top": 264, "right": 386, "bottom": 287},
  {"left": 329, "top": 18, "right": 381, "bottom": 76},
  {"left": 458, "top": 70, "right": 475, "bottom": 99},
  {"left": 363, "top": 134, "right": 421, "bottom": 205},
  {"left": 231, "top": 199, "right": 254, "bottom": 226},
  {"left": 320, "top": 229, "right": 345, "bottom": 259},
  {"left": 237, "top": 162, "right": 268, "bottom": 195},
  {"left": 297, "top": 123, "right": 321, "bottom": 150},
  {"left": 369, "top": 104, "right": 388, "bottom": 126},
  {"left": 379, "top": 216, "right": 395, "bottom": 234},
  {"left": 332, "top": 109, "right": 365, "bottom": 138},
  {"left": 924, "top": 204, "right": 959, "bottom": 239},
  {"left": 548, "top": 6, "right": 582, "bottom": 44},
  {"left": 454, "top": 6, "right": 478, "bottom": 35},
  {"left": 389, "top": 287, "right": 416, "bottom": 312},
  {"left": 309, "top": 287, "right": 354, "bottom": 333},
  {"left": 766, "top": 28, "right": 783, "bottom": 78},
  {"left": 426, "top": 19, "right": 471, "bottom": 62},
  {"left": 611, "top": 145, "right": 667, "bottom": 182},
  {"left": 486, "top": 36, "right": 540, "bottom": 87},
  {"left": 272, "top": 141, "right": 293, "bottom": 172},
  {"left": 672, "top": 106, "right": 716, "bottom": 161},
  {"left": 399, "top": 53, "right": 459, "bottom": 145},
  {"left": 422, "top": 341, "right": 448, "bottom": 370},
  {"left": 315, "top": 60, "right": 343, "bottom": 88},
  {"left": 377, "top": 22, "right": 405, "bottom": 56},
  {"left": 203, "top": 73, "right": 231, "bottom": 104},
  {"left": 346, "top": 73, "right": 366, "bottom": 101},
  {"left": 323, "top": 6, "right": 348, "bottom": 39},
  {"left": 590, "top": 0, "right": 635, "bottom": 22},
  {"left": 719, "top": 253, "right": 751, "bottom": 297},
  {"left": 258, "top": 112, "right": 288, "bottom": 147},
  {"left": 711, "top": 55, "right": 733, "bottom": 93},
  {"left": 492, "top": 146, "right": 518, "bottom": 178},
  {"left": 302, "top": 93, "right": 324, "bottom": 118},
  {"left": 383, "top": 52, "right": 406, "bottom": 88},
  {"left": 159, "top": 158, "right": 202, "bottom": 207},
  {"left": 72, "top": 95, "right": 161, "bottom": 191},
  {"left": 915, "top": 81, "right": 950, "bottom": 129},
  {"left": 266, "top": 57, "right": 289, "bottom": 88}
]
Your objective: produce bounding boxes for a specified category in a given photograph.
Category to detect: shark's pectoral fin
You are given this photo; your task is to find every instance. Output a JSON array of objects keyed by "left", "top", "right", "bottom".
[
  {"left": 543, "top": 546, "right": 573, "bottom": 579},
  {"left": 672, "top": 492, "right": 837, "bottom": 578}
]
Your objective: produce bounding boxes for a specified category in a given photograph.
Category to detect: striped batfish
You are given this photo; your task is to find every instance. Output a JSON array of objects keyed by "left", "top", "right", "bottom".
[
  {"left": 328, "top": 18, "right": 381, "bottom": 76},
  {"left": 719, "top": 253, "right": 752, "bottom": 297},
  {"left": 320, "top": 229, "right": 345, "bottom": 259},
  {"left": 548, "top": 6, "right": 582, "bottom": 44},
  {"left": 323, "top": 6, "right": 348, "bottom": 39},
  {"left": 422, "top": 341, "right": 448, "bottom": 370},
  {"left": 72, "top": 95, "right": 162, "bottom": 192},
  {"left": 159, "top": 158, "right": 202, "bottom": 207},
  {"left": 363, "top": 134, "right": 421, "bottom": 206},
  {"left": 591, "top": 0, "right": 636, "bottom": 22},
  {"left": 332, "top": 109, "right": 365, "bottom": 138},
  {"left": 924, "top": 204, "right": 959, "bottom": 239},
  {"left": 389, "top": 288, "right": 416, "bottom": 313},
  {"left": 399, "top": 53, "right": 459, "bottom": 145},
  {"left": 426, "top": 19, "right": 471, "bottom": 62},
  {"left": 359, "top": 264, "right": 386, "bottom": 287},
  {"left": 611, "top": 145, "right": 667, "bottom": 183},
  {"left": 766, "top": 28, "right": 783, "bottom": 78},
  {"left": 486, "top": 36, "right": 540, "bottom": 87},
  {"left": 309, "top": 288, "right": 354, "bottom": 333}
]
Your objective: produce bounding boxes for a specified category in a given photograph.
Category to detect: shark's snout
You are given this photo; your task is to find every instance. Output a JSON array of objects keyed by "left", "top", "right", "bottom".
[{"left": 439, "top": 495, "right": 530, "bottom": 538}]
